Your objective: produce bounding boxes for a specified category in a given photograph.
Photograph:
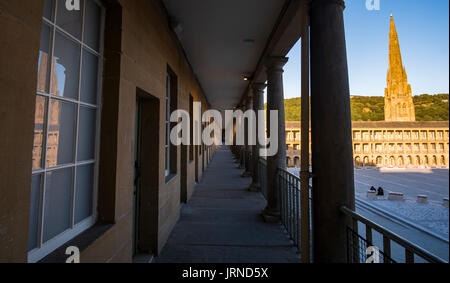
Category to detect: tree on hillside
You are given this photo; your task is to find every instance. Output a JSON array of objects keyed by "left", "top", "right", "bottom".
[{"left": 282, "top": 94, "right": 449, "bottom": 121}]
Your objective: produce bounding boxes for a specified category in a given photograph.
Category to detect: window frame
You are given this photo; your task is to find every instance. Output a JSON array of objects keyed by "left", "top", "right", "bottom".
[
  {"left": 165, "top": 66, "right": 178, "bottom": 180},
  {"left": 28, "top": 0, "right": 105, "bottom": 263},
  {"left": 165, "top": 73, "right": 171, "bottom": 177}
]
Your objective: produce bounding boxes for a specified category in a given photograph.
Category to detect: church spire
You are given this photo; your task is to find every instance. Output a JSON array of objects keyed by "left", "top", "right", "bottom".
[
  {"left": 385, "top": 15, "right": 416, "bottom": 122},
  {"left": 388, "top": 14, "right": 404, "bottom": 80}
]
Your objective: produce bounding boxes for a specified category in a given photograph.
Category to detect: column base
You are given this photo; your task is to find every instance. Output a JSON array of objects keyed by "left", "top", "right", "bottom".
[
  {"left": 261, "top": 208, "right": 280, "bottom": 223},
  {"left": 241, "top": 170, "right": 252, "bottom": 178},
  {"left": 248, "top": 182, "right": 260, "bottom": 192}
]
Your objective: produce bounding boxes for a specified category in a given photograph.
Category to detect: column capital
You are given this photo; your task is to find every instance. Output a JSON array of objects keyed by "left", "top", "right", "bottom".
[
  {"left": 311, "top": 0, "right": 345, "bottom": 10},
  {"left": 265, "top": 57, "right": 289, "bottom": 74},
  {"left": 252, "top": 83, "right": 267, "bottom": 96}
]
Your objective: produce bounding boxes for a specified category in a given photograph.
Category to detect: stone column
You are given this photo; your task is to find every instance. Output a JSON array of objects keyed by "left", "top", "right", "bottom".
[
  {"left": 232, "top": 117, "right": 239, "bottom": 161},
  {"left": 238, "top": 104, "right": 246, "bottom": 169},
  {"left": 242, "top": 97, "right": 253, "bottom": 177},
  {"left": 249, "top": 83, "right": 266, "bottom": 191},
  {"left": 263, "top": 57, "right": 288, "bottom": 222},
  {"left": 310, "top": 0, "right": 355, "bottom": 263},
  {"left": 300, "top": 3, "right": 311, "bottom": 263}
]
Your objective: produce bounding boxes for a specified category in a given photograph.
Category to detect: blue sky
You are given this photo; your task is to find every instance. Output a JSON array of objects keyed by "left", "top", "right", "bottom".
[{"left": 282, "top": 0, "right": 449, "bottom": 99}]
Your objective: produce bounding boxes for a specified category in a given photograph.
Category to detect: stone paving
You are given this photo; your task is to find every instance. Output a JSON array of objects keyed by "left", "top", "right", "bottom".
[
  {"left": 156, "top": 146, "right": 300, "bottom": 263},
  {"left": 361, "top": 198, "right": 449, "bottom": 237},
  {"left": 288, "top": 167, "right": 449, "bottom": 237}
]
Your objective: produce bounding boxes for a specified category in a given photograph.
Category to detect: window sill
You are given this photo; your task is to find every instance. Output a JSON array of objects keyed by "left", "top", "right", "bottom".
[
  {"left": 165, "top": 173, "right": 177, "bottom": 184},
  {"left": 39, "top": 223, "right": 113, "bottom": 263}
]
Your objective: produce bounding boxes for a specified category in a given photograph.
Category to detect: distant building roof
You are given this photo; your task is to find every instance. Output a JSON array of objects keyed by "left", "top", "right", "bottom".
[
  {"left": 352, "top": 121, "right": 449, "bottom": 129},
  {"left": 285, "top": 121, "right": 449, "bottom": 129}
]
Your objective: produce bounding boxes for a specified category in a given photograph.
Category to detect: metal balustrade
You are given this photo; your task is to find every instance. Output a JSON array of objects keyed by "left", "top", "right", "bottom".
[
  {"left": 277, "top": 168, "right": 313, "bottom": 258},
  {"left": 341, "top": 206, "right": 447, "bottom": 263},
  {"left": 257, "top": 155, "right": 445, "bottom": 263},
  {"left": 257, "top": 158, "right": 312, "bottom": 260}
]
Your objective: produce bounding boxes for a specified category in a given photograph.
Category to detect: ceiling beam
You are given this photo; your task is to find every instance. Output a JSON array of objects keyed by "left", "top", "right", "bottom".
[{"left": 238, "top": 0, "right": 308, "bottom": 107}]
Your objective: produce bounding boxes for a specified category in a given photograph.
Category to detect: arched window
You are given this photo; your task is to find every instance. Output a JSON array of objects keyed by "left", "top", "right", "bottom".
[
  {"left": 294, "top": 157, "right": 300, "bottom": 167},
  {"left": 355, "top": 157, "right": 361, "bottom": 167},
  {"left": 415, "top": 155, "right": 420, "bottom": 166},
  {"left": 398, "top": 156, "right": 404, "bottom": 167},
  {"left": 440, "top": 156, "right": 446, "bottom": 166},
  {"left": 376, "top": 156, "right": 383, "bottom": 166},
  {"left": 390, "top": 157, "right": 395, "bottom": 167}
]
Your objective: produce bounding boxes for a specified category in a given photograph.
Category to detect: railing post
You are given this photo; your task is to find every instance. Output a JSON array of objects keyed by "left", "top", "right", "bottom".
[
  {"left": 365, "top": 225, "right": 373, "bottom": 245},
  {"left": 405, "top": 250, "right": 414, "bottom": 263},
  {"left": 383, "top": 235, "right": 391, "bottom": 263}
]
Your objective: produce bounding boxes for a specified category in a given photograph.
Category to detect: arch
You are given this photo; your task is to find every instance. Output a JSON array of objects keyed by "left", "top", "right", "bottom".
[
  {"left": 431, "top": 156, "right": 437, "bottom": 166},
  {"left": 286, "top": 157, "right": 292, "bottom": 167},
  {"left": 355, "top": 157, "right": 361, "bottom": 167},
  {"left": 415, "top": 155, "right": 420, "bottom": 166},
  {"left": 363, "top": 156, "right": 369, "bottom": 167},
  {"left": 376, "top": 156, "right": 383, "bottom": 166},
  {"left": 440, "top": 155, "right": 446, "bottom": 166},
  {"left": 294, "top": 156, "right": 300, "bottom": 167},
  {"left": 406, "top": 156, "right": 412, "bottom": 166},
  {"left": 424, "top": 156, "right": 429, "bottom": 167},
  {"left": 398, "top": 156, "right": 404, "bottom": 167},
  {"left": 389, "top": 156, "right": 395, "bottom": 167}
]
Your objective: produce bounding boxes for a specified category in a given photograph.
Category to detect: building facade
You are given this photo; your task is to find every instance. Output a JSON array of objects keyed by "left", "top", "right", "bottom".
[
  {"left": 0, "top": 0, "right": 216, "bottom": 263},
  {"left": 286, "top": 121, "right": 449, "bottom": 168}
]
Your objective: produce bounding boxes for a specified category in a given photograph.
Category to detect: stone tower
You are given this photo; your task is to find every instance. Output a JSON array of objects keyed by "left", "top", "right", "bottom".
[{"left": 385, "top": 14, "right": 415, "bottom": 122}]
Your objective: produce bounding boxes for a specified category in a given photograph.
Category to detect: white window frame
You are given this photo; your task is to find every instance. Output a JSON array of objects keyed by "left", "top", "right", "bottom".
[
  {"left": 28, "top": 0, "right": 105, "bottom": 263},
  {"left": 165, "top": 73, "right": 171, "bottom": 177}
]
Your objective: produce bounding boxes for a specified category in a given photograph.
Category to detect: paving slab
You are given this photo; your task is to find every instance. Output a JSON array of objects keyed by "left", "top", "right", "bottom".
[{"left": 156, "top": 146, "right": 300, "bottom": 263}]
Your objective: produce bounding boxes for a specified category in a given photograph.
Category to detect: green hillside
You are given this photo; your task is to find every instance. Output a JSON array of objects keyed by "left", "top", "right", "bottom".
[{"left": 281, "top": 94, "right": 449, "bottom": 121}]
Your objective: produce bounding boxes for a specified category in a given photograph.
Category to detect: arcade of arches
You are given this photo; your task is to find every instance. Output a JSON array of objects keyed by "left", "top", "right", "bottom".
[{"left": 285, "top": 121, "right": 449, "bottom": 168}]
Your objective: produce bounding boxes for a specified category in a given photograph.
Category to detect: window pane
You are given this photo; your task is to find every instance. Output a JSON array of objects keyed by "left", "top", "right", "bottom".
[
  {"left": 43, "top": 0, "right": 53, "bottom": 21},
  {"left": 80, "top": 49, "right": 99, "bottom": 104},
  {"left": 56, "top": 0, "right": 83, "bottom": 39},
  {"left": 43, "top": 168, "right": 73, "bottom": 242},
  {"left": 75, "top": 164, "right": 94, "bottom": 224},
  {"left": 84, "top": 0, "right": 101, "bottom": 51},
  {"left": 47, "top": 99, "right": 76, "bottom": 167},
  {"left": 77, "top": 106, "right": 96, "bottom": 161},
  {"left": 32, "top": 96, "right": 47, "bottom": 170},
  {"left": 51, "top": 31, "right": 80, "bottom": 99},
  {"left": 28, "top": 174, "right": 42, "bottom": 251},
  {"left": 37, "top": 24, "right": 51, "bottom": 93}
]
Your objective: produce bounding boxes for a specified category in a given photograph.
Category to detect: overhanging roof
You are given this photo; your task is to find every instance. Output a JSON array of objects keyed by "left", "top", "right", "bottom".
[{"left": 163, "top": 0, "right": 305, "bottom": 110}]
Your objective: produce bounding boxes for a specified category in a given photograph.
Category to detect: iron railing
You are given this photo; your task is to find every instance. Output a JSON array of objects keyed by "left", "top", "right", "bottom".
[
  {"left": 258, "top": 159, "right": 312, "bottom": 259},
  {"left": 256, "top": 153, "right": 445, "bottom": 263},
  {"left": 341, "top": 206, "right": 447, "bottom": 263},
  {"left": 278, "top": 168, "right": 312, "bottom": 258}
]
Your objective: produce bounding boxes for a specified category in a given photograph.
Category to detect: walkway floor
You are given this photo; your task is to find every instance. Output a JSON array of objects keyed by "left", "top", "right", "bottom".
[{"left": 156, "top": 146, "right": 300, "bottom": 263}]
